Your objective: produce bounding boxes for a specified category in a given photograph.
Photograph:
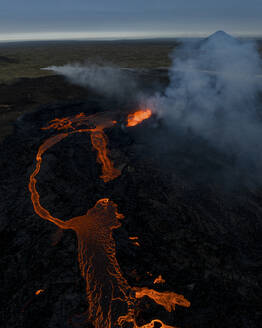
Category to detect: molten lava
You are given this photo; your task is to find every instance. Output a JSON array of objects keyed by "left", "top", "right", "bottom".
[
  {"left": 29, "top": 112, "right": 190, "bottom": 328},
  {"left": 35, "top": 289, "right": 45, "bottom": 296},
  {"left": 129, "top": 236, "right": 140, "bottom": 247},
  {"left": 154, "top": 275, "right": 166, "bottom": 285},
  {"left": 129, "top": 237, "right": 139, "bottom": 240},
  {"left": 41, "top": 112, "right": 120, "bottom": 182},
  {"left": 126, "top": 109, "right": 152, "bottom": 127},
  {"left": 134, "top": 288, "right": 190, "bottom": 311}
]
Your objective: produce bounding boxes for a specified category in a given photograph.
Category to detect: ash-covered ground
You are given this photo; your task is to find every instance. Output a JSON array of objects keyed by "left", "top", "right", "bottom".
[{"left": 0, "top": 76, "right": 261, "bottom": 328}]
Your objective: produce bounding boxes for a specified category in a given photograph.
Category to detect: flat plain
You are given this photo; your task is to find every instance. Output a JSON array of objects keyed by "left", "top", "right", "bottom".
[{"left": 0, "top": 40, "right": 180, "bottom": 140}]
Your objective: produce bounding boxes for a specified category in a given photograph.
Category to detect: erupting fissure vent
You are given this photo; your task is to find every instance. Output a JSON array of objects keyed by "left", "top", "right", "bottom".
[
  {"left": 126, "top": 109, "right": 152, "bottom": 127},
  {"left": 29, "top": 111, "right": 190, "bottom": 328}
]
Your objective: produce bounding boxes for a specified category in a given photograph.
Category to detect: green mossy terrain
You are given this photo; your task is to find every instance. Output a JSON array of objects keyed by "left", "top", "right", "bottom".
[{"left": 0, "top": 40, "right": 178, "bottom": 82}]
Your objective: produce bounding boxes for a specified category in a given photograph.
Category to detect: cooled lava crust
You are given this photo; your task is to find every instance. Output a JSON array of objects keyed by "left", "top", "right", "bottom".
[{"left": 0, "top": 96, "right": 261, "bottom": 328}]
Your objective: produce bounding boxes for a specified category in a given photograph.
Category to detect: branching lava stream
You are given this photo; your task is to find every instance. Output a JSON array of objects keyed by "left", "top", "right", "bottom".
[{"left": 29, "top": 111, "right": 190, "bottom": 328}]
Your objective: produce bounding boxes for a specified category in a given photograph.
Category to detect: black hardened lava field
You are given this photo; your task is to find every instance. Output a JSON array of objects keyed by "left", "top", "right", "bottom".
[
  {"left": 1, "top": 34, "right": 262, "bottom": 328},
  {"left": 0, "top": 92, "right": 261, "bottom": 328}
]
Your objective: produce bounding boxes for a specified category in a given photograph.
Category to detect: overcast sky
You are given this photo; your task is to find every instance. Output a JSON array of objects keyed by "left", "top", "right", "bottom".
[{"left": 0, "top": 0, "right": 261, "bottom": 41}]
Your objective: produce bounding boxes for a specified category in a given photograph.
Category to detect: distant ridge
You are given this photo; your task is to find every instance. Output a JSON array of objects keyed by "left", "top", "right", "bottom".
[{"left": 205, "top": 30, "right": 238, "bottom": 44}]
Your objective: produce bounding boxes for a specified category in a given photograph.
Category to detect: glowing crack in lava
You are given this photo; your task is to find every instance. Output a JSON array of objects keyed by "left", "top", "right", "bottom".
[
  {"left": 126, "top": 109, "right": 152, "bottom": 127},
  {"left": 29, "top": 111, "right": 190, "bottom": 328}
]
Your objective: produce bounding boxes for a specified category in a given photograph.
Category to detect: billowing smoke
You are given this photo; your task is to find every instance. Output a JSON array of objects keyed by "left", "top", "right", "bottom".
[
  {"left": 149, "top": 31, "right": 262, "bottom": 175},
  {"left": 43, "top": 32, "right": 262, "bottom": 181},
  {"left": 43, "top": 63, "right": 138, "bottom": 100}
]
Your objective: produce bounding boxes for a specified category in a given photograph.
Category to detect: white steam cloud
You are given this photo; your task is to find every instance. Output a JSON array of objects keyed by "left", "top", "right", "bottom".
[
  {"left": 43, "top": 63, "right": 138, "bottom": 100},
  {"left": 149, "top": 31, "right": 262, "bottom": 172},
  {"left": 43, "top": 32, "right": 262, "bottom": 176}
]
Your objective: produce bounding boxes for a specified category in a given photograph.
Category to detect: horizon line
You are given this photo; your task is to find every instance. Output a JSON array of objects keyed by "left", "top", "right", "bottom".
[{"left": 0, "top": 31, "right": 262, "bottom": 43}]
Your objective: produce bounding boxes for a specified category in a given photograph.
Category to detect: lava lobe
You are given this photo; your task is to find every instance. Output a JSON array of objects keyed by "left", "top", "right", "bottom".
[{"left": 29, "top": 111, "right": 190, "bottom": 328}]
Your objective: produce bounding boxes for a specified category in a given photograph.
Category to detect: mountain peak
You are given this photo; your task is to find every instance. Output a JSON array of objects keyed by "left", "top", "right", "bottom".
[{"left": 206, "top": 30, "right": 237, "bottom": 43}]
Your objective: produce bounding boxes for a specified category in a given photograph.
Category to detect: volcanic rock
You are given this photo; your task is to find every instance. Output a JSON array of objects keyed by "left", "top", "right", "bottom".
[{"left": 0, "top": 93, "right": 261, "bottom": 328}]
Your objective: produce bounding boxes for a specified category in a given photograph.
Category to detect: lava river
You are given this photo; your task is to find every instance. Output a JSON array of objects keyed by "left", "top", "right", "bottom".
[{"left": 28, "top": 110, "right": 190, "bottom": 328}]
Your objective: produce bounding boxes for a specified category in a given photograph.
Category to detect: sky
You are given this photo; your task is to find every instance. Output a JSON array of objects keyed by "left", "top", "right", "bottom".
[{"left": 0, "top": 0, "right": 261, "bottom": 41}]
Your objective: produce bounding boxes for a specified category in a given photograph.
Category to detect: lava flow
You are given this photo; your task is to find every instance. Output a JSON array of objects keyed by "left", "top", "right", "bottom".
[
  {"left": 29, "top": 111, "right": 190, "bottom": 328},
  {"left": 126, "top": 109, "right": 152, "bottom": 127},
  {"left": 154, "top": 275, "right": 166, "bottom": 285},
  {"left": 42, "top": 112, "right": 121, "bottom": 182}
]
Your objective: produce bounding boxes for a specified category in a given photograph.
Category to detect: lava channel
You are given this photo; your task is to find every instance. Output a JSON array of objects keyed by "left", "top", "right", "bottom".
[{"left": 29, "top": 111, "right": 190, "bottom": 328}]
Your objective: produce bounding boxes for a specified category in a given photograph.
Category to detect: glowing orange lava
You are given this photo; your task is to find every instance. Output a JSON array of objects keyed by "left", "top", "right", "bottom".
[
  {"left": 126, "top": 109, "right": 152, "bottom": 127},
  {"left": 154, "top": 275, "right": 166, "bottom": 285},
  {"left": 35, "top": 289, "right": 45, "bottom": 295},
  {"left": 41, "top": 112, "right": 120, "bottom": 183},
  {"left": 29, "top": 112, "right": 190, "bottom": 328},
  {"left": 129, "top": 236, "right": 140, "bottom": 247},
  {"left": 129, "top": 237, "right": 139, "bottom": 240},
  {"left": 134, "top": 288, "right": 190, "bottom": 312}
]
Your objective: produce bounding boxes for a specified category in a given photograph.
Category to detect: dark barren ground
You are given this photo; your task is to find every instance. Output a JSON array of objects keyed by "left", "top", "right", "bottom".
[{"left": 0, "top": 41, "right": 262, "bottom": 328}]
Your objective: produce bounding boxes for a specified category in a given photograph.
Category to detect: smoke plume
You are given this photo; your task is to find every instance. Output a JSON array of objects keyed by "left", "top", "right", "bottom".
[
  {"left": 43, "top": 32, "right": 262, "bottom": 181},
  {"left": 43, "top": 63, "right": 138, "bottom": 100},
  {"left": 150, "top": 31, "right": 262, "bottom": 175}
]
